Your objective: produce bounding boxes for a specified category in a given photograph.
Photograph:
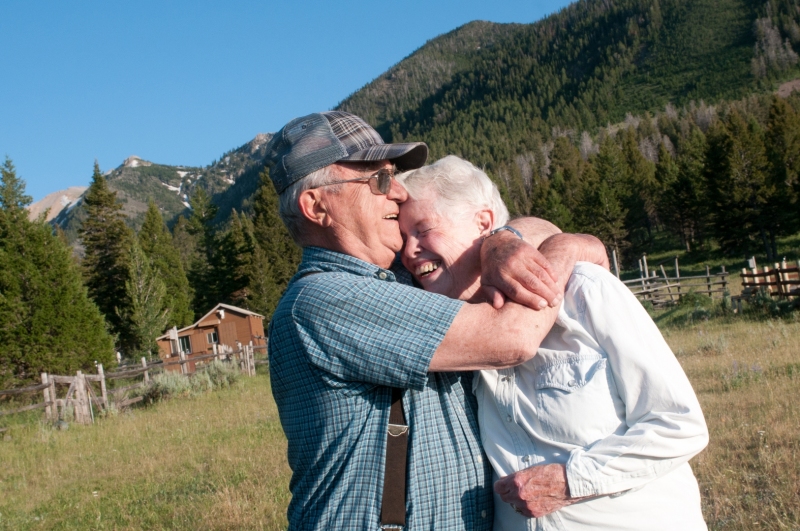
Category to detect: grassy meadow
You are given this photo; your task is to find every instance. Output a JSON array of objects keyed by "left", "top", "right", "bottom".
[{"left": 1, "top": 314, "right": 799, "bottom": 530}]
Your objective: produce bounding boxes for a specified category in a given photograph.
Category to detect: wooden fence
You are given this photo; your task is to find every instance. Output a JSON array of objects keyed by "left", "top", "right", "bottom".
[
  {"left": 732, "top": 259, "right": 800, "bottom": 312},
  {"left": 622, "top": 255, "right": 729, "bottom": 308},
  {"left": 0, "top": 344, "right": 260, "bottom": 424}
]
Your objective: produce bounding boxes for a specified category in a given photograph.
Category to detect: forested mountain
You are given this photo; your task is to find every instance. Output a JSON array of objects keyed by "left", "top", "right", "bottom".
[
  {"left": 18, "top": 0, "right": 800, "bottom": 359},
  {"left": 51, "top": 133, "right": 271, "bottom": 244},
  {"left": 339, "top": 0, "right": 798, "bottom": 170}
]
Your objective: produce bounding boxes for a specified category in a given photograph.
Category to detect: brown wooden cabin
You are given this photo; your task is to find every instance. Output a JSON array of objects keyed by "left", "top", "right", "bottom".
[{"left": 156, "top": 303, "right": 266, "bottom": 373}]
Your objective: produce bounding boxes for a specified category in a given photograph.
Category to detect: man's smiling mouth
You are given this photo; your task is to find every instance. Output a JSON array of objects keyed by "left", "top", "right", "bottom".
[{"left": 383, "top": 214, "right": 398, "bottom": 220}]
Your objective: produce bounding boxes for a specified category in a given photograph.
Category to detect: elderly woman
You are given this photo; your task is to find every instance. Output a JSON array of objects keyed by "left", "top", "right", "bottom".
[{"left": 397, "top": 155, "right": 709, "bottom": 531}]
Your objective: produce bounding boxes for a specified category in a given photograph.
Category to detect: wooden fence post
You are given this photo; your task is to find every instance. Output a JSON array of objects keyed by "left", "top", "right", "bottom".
[
  {"left": 97, "top": 364, "right": 108, "bottom": 410},
  {"left": 179, "top": 352, "right": 187, "bottom": 375},
  {"left": 659, "top": 265, "right": 675, "bottom": 302},
  {"left": 774, "top": 263, "right": 785, "bottom": 296},
  {"left": 73, "top": 371, "right": 91, "bottom": 425},
  {"left": 41, "top": 373, "right": 53, "bottom": 421},
  {"left": 48, "top": 375, "right": 57, "bottom": 419},
  {"left": 705, "top": 265, "right": 711, "bottom": 297},
  {"left": 141, "top": 357, "right": 149, "bottom": 384},
  {"left": 720, "top": 266, "right": 727, "bottom": 295}
]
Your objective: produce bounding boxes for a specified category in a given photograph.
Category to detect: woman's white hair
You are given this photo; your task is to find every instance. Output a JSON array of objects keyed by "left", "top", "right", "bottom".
[{"left": 397, "top": 155, "right": 509, "bottom": 227}]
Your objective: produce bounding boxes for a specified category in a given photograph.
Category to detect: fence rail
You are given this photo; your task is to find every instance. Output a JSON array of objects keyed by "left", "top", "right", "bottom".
[
  {"left": 622, "top": 257, "right": 729, "bottom": 308},
  {"left": 0, "top": 344, "right": 260, "bottom": 423},
  {"left": 732, "top": 259, "right": 800, "bottom": 312}
]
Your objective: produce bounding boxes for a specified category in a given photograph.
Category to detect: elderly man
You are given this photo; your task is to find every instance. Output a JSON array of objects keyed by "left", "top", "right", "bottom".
[{"left": 265, "top": 111, "right": 605, "bottom": 530}]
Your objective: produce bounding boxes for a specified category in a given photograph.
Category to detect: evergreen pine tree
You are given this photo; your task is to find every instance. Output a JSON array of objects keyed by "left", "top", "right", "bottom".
[
  {"left": 117, "top": 240, "right": 169, "bottom": 360},
  {"left": 171, "top": 215, "right": 197, "bottom": 274},
  {"left": 541, "top": 170, "right": 575, "bottom": 232},
  {"left": 579, "top": 138, "right": 630, "bottom": 258},
  {"left": 577, "top": 162, "right": 628, "bottom": 259},
  {"left": 0, "top": 159, "right": 114, "bottom": 387},
  {"left": 214, "top": 210, "right": 256, "bottom": 306},
  {"left": 675, "top": 127, "right": 710, "bottom": 250},
  {"left": 139, "top": 200, "right": 193, "bottom": 328},
  {"left": 705, "top": 111, "right": 773, "bottom": 259},
  {"left": 621, "top": 127, "right": 658, "bottom": 250},
  {"left": 0, "top": 157, "right": 31, "bottom": 232},
  {"left": 764, "top": 97, "right": 800, "bottom": 254},
  {"left": 549, "top": 136, "right": 585, "bottom": 213},
  {"left": 186, "top": 187, "right": 219, "bottom": 317},
  {"left": 79, "top": 162, "right": 134, "bottom": 350},
  {"left": 252, "top": 167, "right": 301, "bottom": 300}
]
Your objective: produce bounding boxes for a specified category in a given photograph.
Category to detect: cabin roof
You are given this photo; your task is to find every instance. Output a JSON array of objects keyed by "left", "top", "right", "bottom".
[{"left": 156, "top": 303, "right": 264, "bottom": 341}]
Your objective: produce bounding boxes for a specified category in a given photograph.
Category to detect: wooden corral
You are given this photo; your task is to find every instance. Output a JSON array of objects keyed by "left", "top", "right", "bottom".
[
  {"left": 0, "top": 345, "right": 263, "bottom": 424},
  {"left": 156, "top": 303, "right": 265, "bottom": 373},
  {"left": 621, "top": 255, "right": 729, "bottom": 308},
  {"left": 732, "top": 259, "right": 800, "bottom": 311}
]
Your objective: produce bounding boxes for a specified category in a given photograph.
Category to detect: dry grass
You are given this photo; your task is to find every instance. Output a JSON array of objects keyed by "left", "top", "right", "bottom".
[
  {"left": 1, "top": 317, "right": 799, "bottom": 530},
  {"left": 662, "top": 317, "right": 800, "bottom": 530},
  {"left": 0, "top": 371, "right": 291, "bottom": 530}
]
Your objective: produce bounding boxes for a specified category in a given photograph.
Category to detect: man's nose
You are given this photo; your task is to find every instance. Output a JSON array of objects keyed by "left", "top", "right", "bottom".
[{"left": 388, "top": 178, "right": 408, "bottom": 202}]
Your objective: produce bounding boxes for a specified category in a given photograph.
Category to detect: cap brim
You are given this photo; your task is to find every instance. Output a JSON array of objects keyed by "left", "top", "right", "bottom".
[{"left": 340, "top": 142, "right": 428, "bottom": 171}]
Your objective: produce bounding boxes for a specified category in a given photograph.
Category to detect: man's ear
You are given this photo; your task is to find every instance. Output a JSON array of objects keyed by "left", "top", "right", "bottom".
[
  {"left": 298, "top": 189, "right": 332, "bottom": 228},
  {"left": 476, "top": 209, "right": 495, "bottom": 237}
]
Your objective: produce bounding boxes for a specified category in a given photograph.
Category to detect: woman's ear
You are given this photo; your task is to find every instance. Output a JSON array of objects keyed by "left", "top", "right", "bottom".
[
  {"left": 475, "top": 209, "right": 495, "bottom": 237},
  {"left": 298, "top": 189, "right": 332, "bottom": 228}
]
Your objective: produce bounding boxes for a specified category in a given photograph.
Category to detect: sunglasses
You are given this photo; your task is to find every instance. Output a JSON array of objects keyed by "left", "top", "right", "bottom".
[{"left": 312, "top": 168, "right": 396, "bottom": 195}]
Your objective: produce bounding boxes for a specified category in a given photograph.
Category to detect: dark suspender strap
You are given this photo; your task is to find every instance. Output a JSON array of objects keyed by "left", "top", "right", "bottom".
[{"left": 381, "top": 387, "right": 408, "bottom": 528}]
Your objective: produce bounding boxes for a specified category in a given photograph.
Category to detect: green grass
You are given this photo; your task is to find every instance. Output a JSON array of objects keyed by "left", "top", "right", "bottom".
[
  {"left": 2, "top": 317, "right": 800, "bottom": 530},
  {"left": 0, "top": 372, "right": 290, "bottom": 530}
]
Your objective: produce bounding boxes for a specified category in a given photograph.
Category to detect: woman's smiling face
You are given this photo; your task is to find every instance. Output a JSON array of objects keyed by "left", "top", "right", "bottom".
[{"left": 399, "top": 193, "right": 491, "bottom": 301}]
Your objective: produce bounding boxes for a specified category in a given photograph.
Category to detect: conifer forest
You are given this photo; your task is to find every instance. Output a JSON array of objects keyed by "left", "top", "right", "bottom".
[{"left": 3, "top": 0, "right": 800, "bottom": 389}]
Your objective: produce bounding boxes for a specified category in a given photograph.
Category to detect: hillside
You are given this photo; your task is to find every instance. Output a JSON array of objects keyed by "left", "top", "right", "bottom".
[
  {"left": 46, "top": 0, "right": 800, "bottom": 254},
  {"left": 338, "top": 0, "right": 798, "bottom": 171},
  {"left": 26, "top": 186, "right": 86, "bottom": 221},
  {"left": 53, "top": 134, "right": 271, "bottom": 243}
]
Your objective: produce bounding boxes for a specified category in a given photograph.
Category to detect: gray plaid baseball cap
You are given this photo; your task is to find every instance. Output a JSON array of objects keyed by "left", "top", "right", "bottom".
[{"left": 265, "top": 111, "right": 428, "bottom": 194}]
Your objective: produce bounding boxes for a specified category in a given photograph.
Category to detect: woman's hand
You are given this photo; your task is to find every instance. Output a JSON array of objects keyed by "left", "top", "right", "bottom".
[{"left": 494, "top": 463, "right": 576, "bottom": 518}]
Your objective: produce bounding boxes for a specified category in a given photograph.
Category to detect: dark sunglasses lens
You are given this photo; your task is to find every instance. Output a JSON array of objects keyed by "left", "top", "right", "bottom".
[{"left": 376, "top": 170, "right": 392, "bottom": 194}]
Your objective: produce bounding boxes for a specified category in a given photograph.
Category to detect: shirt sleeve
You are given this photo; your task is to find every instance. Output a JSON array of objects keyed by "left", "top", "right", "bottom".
[
  {"left": 291, "top": 273, "right": 464, "bottom": 391},
  {"left": 564, "top": 264, "right": 709, "bottom": 497}
]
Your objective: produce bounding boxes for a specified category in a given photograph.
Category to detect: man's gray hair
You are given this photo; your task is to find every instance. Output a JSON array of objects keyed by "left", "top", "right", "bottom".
[
  {"left": 397, "top": 155, "right": 509, "bottom": 227},
  {"left": 278, "top": 164, "right": 340, "bottom": 244}
]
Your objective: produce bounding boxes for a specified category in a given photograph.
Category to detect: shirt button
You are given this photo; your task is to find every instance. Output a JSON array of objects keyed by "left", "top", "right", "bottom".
[
  {"left": 477, "top": 455, "right": 483, "bottom": 464},
  {"left": 568, "top": 380, "right": 578, "bottom": 387},
  {"left": 378, "top": 272, "right": 388, "bottom": 280},
  {"left": 506, "top": 415, "right": 512, "bottom": 422},
  {"left": 481, "top": 510, "right": 487, "bottom": 518}
]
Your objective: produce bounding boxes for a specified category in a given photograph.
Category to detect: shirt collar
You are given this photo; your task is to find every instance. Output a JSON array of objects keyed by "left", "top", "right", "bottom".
[{"left": 292, "top": 246, "right": 397, "bottom": 283}]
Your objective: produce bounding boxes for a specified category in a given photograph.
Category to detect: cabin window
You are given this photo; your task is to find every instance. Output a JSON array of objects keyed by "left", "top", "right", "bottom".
[
  {"left": 178, "top": 335, "right": 191, "bottom": 354},
  {"left": 207, "top": 331, "right": 219, "bottom": 344}
]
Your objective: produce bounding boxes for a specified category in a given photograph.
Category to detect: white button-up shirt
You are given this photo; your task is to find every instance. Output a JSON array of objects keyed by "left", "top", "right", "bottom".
[{"left": 475, "top": 263, "right": 709, "bottom": 531}]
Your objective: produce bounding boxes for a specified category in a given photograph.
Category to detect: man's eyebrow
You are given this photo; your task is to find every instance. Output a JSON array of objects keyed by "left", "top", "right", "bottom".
[{"left": 338, "top": 161, "right": 396, "bottom": 172}]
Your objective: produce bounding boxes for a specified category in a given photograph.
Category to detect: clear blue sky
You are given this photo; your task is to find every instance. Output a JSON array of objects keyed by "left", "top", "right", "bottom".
[{"left": 1, "top": 0, "right": 573, "bottom": 201}]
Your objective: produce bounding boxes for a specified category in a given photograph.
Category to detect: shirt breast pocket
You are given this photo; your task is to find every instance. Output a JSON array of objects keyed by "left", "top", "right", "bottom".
[{"left": 533, "top": 354, "right": 623, "bottom": 446}]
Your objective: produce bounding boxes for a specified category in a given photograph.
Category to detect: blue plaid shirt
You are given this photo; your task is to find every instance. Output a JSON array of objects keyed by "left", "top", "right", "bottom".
[{"left": 269, "top": 247, "right": 493, "bottom": 530}]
